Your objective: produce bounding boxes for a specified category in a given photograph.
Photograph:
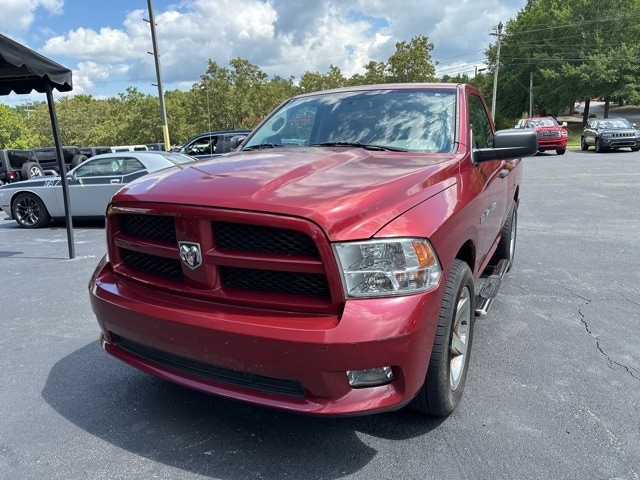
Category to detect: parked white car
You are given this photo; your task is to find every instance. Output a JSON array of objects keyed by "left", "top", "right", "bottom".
[{"left": 0, "top": 151, "right": 195, "bottom": 228}]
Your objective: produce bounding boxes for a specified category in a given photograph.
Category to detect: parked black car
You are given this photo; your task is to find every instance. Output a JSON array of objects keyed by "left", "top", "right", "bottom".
[
  {"left": 581, "top": 117, "right": 640, "bottom": 152},
  {"left": 78, "top": 146, "right": 113, "bottom": 158},
  {"left": 0, "top": 149, "right": 44, "bottom": 185},
  {"left": 176, "top": 130, "right": 252, "bottom": 159},
  {"left": 32, "top": 146, "right": 91, "bottom": 173}
]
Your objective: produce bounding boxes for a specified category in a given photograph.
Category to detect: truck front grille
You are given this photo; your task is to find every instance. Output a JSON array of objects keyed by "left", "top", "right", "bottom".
[
  {"left": 119, "top": 214, "right": 176, "bottom": 243},
  {"left": 110, "top": 209, "right": 340, "bottom": 312}
]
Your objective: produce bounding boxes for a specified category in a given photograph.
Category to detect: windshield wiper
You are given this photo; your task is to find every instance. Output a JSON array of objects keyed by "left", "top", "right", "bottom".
[
  {"left": 310, "top": 142, "right": 409, "bottom": 152},
  {"left": 243, "top": 143, "right": 282, "bottom": 151}
]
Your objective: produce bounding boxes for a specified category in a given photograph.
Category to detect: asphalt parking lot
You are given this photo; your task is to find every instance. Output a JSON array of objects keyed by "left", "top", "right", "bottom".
[{"left": 1, "top": 149, "right": 639, "bottom": 480}]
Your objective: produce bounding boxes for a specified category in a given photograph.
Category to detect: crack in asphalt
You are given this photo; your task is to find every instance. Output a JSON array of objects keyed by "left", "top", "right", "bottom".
[
  {"left": 577, "top": 300, "right": 640, "bottom": 381},
  {"left": 556, "top": 284, "right": 640, "bottom": 381}
]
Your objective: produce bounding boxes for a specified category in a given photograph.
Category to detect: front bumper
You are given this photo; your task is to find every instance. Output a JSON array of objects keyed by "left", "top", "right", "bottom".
[
  {"left": 537, "top": 137, "right": 568, "bottom": 150},
  {"left": 601, "top": 136, "right": 640, "bottom": 148},
  {"left": 89, "top": 257, "right": 444, "bottom": 415}
]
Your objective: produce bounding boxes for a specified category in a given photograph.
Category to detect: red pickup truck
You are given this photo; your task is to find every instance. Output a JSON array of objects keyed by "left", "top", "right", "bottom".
[{"left": 89, "top": 83, "right": 537, "bottom": 416}]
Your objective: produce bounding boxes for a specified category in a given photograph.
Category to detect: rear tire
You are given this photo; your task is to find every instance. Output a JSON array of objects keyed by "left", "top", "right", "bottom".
[
  {"left": 409, "top": 260, "right": 475, "bottom": 416},
  {"left": 12, "top": 192, "right": 51, "bottom": 228},
  {"left": 71, "top": 155, "right": 88, "bottom": 168}
]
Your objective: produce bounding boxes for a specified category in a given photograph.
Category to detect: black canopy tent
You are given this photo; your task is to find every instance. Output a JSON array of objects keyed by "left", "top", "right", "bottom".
[{"left": 0, "top": 33, "right": 76, "bottom": 258}]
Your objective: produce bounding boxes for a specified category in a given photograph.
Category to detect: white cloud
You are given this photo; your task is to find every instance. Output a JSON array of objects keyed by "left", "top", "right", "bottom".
[
  {"left": 2, "top": 0, "right": 526, "bottom": 101},
  {"left": 0, "top": 0, "right": 63, "bottom": 39}
]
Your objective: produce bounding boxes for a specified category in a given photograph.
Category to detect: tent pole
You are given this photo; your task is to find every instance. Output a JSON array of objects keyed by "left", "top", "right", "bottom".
[{"left": 45, "top": 82, "right": 75, "bottom": 259}]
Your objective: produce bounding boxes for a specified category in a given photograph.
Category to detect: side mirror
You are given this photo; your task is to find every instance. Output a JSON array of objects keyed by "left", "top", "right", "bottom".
[
  {"left": 230, "top": 135, "right": 248, "bottom": 150},
  {"left": 561, "top": 121, "right": 568, "bottom": 127},
  {"left": 474, "top": 129, "right": 538, "bottom": 162}
]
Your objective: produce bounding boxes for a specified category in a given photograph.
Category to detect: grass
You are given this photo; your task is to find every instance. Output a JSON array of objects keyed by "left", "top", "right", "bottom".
[{"left": 566, "top": 122, "right": 583, "bottom": 149}]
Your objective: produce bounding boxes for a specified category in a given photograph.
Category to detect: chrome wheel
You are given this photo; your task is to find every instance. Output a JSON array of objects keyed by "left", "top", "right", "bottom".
[
  {"left": 28, "top": 165, "right": 43, "bottom": 177},
  {"left": 450, "top": 285, "right": 472, "bottom": 391}
]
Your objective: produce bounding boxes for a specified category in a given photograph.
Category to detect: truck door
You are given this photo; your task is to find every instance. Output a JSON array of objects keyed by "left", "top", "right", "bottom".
[{"left": 468, "top": 94, "right": 509, "bottom": 269}]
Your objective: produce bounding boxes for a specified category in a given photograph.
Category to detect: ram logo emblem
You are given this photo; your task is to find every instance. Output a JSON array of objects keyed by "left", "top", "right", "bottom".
[{"left": 178, "top": 242, "right": 202, "bottom": 269}]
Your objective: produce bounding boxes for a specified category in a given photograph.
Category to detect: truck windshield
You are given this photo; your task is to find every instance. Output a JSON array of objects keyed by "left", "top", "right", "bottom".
[{"left": 243, "top": 89, "right": 456, "bottom": 153}]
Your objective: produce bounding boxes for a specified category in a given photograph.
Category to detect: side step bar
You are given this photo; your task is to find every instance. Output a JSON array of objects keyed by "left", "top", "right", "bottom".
[{"left": 475, "top": 259, "right": 510, "bottom": 316}]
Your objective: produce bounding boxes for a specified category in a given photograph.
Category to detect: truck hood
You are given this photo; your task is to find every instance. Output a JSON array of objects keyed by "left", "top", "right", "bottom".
[{"left": 114, "top": 146, "right": 459, "bottom": 240}]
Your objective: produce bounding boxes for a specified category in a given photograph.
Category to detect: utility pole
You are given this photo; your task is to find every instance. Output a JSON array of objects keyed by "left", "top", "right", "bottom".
[
  {"left": 145, "top": 0, "right": 170, "bottom": 151},
  {"left": 529, "top": 72, "right": 534, "bottom": 117},
  {"left": 490, "top": 22, "right": 503, "bottom": 122}
]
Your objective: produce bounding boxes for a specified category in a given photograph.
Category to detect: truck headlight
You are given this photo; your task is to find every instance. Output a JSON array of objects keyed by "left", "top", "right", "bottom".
[{"left": 333, "top": 238, "right": 441, "bottom": 298}]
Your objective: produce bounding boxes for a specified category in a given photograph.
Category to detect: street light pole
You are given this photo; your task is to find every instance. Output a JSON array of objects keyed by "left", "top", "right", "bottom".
[{"left": 145, "top": 0, "right": 170, "bottom": 150}]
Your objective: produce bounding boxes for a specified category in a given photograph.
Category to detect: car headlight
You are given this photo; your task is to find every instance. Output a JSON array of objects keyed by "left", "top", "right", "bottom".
[
  {"left": 333, "top": 238, "right": 442, "bottom": 298},
  {"left": 602, "top": 133, "right": 612, "bottom": 138}
]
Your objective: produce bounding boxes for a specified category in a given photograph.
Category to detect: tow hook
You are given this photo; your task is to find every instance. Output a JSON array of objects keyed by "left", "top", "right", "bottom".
[{"left": 475, "top": 259, "right": 510, "bottom": 316}]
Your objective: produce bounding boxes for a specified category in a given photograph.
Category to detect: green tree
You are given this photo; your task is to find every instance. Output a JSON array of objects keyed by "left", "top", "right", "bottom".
[
  {"left": 386, "top": 35, "right": 437, "bottom": 83},
  {"left": 0, "top": 104, "right": 31, "bottom": 148},
  {"left": 493, "top": 0, "right": 640, "bottom": 123},
  {"left": 299, "top": 65, "right": 347, "bottom": 92},
  {"left": 348, "top": 35, "right": 438, "bottom": 86}
]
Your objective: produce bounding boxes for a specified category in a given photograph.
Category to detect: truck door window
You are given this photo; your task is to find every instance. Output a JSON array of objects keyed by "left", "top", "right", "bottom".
[{"left": 469, "top": 94, "right": 493, "bottom": 149}]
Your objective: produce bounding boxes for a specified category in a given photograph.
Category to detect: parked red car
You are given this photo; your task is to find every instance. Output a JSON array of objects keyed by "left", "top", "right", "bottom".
[
  {"left": 515, "top": 116, "right": 568, "bottom": 155},
  {"left": 89, "top": 83, "right": 537, "bottom": 417}
]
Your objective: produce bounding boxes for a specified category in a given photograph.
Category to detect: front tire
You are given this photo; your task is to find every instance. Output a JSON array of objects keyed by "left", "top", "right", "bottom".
[
  {"left": 410, "top": 260, "right": 475, "bottom": 416},
  {"left": 490, "top": 200, "right": 517, "bottom": 270},
  {"left": 12, "top": 192, "right": 51, "bottom": 228},
  {"left": 595, "top": 138, "right": 605, "bottom": 153},
  {"left": 556, "top": 148, "right": 566, "bottom": 155}
]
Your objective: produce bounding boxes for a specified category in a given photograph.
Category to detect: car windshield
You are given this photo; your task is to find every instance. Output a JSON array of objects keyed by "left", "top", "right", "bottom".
[
  {"left": 158, "top": 152, "right": 197, "bottom": 165},
  {"left": 242, "top": 89, "right": 456, "bottom": 153},
  {"left": 528, "top": 118, "right": 558, "bottom": 127},
  {"left": 601, "top": 119, "right": 633, "bottom": 129}
]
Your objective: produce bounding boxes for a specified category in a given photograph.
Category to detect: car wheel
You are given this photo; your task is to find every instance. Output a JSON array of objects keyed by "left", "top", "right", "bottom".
[
  {"left": 556, "top": 148, "right": 566, "bottom": 155},
  {"left": 580, "top": 137, "right": 589, "bottom": 151},
  {"left": 631, "top": 147, "right": 640, "bottom": 152},
  {"left": 21, "top": 162, "right": 45, "bottom": 179},
  {"left": 490, "top": 200, "right": 517, "bottom": 271},
  {"left": 409, "top": 259, "right": 475, "bottom": 416},
  {"left": 12, "top": 192, "right": 51, "bottom": 228},
  {"left": 71, "top": 155, "right": 88, "bottom": 168},
  {"left": 595, "top": 138, "right": 605, "bottom": 153}
]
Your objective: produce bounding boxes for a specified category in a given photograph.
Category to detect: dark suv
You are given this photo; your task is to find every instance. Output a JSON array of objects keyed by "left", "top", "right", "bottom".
[
  {"left": 32, "top": 146, "right": 90, "bottom": 173},
  {"left": 177, "top": 130, "right": 251, "bottom": 159},
  {"left": 581, "top": 117, "right": 640, "bottom": 152},
  {"left": 78, "top": 146, "right": 113, "bottom": 158},
  {"left": 0, "top": 149, "right": 44, "bottom": 184}
]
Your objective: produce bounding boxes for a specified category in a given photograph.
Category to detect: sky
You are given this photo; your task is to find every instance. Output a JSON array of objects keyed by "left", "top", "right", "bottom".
[{"left": 1, "top": 0, "right": 528, "bottom": 107}]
